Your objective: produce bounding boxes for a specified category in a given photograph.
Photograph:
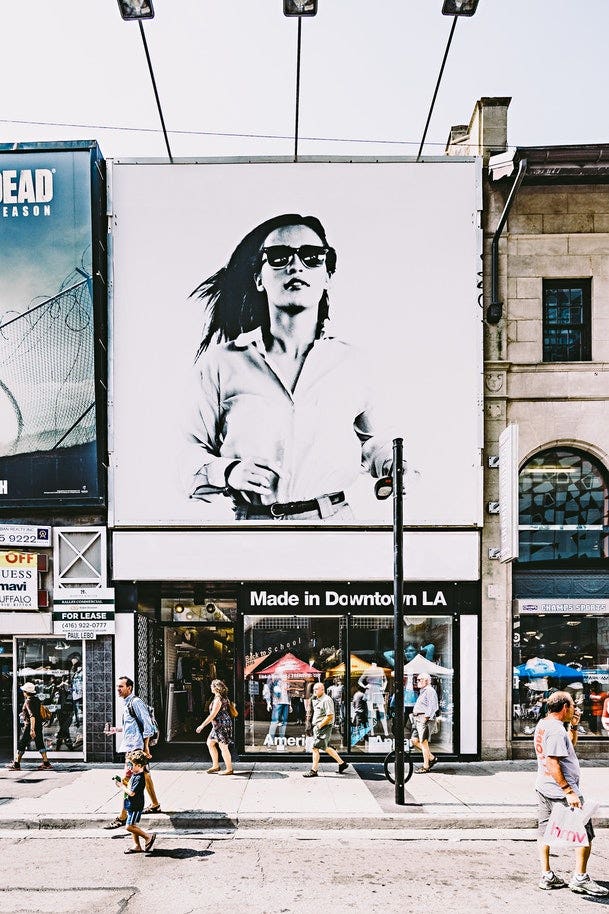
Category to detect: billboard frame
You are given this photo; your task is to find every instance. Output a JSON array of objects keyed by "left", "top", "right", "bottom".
[
  {"left": 107, "top": 155, "right": 483, "bottom": 531},
  {"left": 0, "top": 140, "right": 107, "bottom": 512}
]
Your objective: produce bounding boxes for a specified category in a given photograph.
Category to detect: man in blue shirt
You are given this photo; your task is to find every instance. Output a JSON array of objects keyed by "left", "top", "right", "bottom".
[{"left": 103, "top": 676, "right": 161, "bottom": 829}]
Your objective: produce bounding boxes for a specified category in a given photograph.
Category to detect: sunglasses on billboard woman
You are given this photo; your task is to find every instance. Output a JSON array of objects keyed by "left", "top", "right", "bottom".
[{"left": 261, "top": 244, "right": 332, "bottom": 269}]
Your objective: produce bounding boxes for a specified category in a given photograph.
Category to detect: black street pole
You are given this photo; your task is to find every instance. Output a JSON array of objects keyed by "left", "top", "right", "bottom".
[
  {"left": 393, "top": 438, "right": 405, "bottom": 805},
  {"left": 416, "top": 15, "right": 458, "bottom": 162},
  {"left": 138, "top": 20, "right": 173, "bottom": 164},
  {"left": 294, "top": 15, "right": 302, "bottom": 162}
]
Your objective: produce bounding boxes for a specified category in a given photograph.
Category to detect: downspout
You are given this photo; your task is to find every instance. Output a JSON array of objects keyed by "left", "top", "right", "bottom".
[{"left": 487, "top": 158, "right": 528, "bottom": 324}]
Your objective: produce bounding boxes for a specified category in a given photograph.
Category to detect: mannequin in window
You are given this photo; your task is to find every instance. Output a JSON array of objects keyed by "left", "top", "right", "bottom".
[
  {"left": 358, "top": 663, "right": 388, "bottom": 737},
  {"left": 327, "top": 679, "right": 345, "bottom": 731},
  {"left": 267, "top": 674, "right": 291, "bottom": 740}
]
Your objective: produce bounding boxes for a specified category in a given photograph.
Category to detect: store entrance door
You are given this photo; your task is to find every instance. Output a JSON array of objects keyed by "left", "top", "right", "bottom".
[{"left": 162, "top": 623, "right": 234, "bottom": 750}]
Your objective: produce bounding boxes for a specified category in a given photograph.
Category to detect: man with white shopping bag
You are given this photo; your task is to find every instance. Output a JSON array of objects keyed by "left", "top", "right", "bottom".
[{"left": 533, "top": 690, "right": 608, "bottom": 896}]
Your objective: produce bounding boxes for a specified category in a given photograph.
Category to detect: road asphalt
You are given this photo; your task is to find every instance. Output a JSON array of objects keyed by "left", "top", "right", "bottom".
[{"left": 0, "top": 758, "right": 608, "bottom": 833}]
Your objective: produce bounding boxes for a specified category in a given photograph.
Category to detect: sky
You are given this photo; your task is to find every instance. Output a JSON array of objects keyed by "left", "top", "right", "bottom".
[{"left": 1, "top": 0, "right": 608, "bottom": 161}]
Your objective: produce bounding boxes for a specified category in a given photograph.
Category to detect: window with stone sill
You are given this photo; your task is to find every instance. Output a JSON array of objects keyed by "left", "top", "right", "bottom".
[
  {"left": 519, "top": 447, "right": 609, "bottom": 563},
  {"left": 542, "top": 279, "right": 591, "bottom": 362}
]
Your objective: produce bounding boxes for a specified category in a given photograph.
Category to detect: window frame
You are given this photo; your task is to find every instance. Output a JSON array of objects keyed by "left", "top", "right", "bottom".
[{"left": 542, "top": 278, "right": 591, "bottom": 363}]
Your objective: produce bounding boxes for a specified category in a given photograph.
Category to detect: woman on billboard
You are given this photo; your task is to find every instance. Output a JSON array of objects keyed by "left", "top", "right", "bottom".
[{"left": 181, "top": 213, "right": 401, "bottom": 522}]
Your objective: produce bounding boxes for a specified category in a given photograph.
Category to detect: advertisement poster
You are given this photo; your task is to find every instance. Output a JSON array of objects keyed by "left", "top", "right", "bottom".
[
  {"left": 0, "top": 550, "right": 38, "bottom": 610},
  {"left": 111, "top": 160, "right": 482, "bottom": 527},
  {"left": 0, "top": 146, "right": 102, "bottom": 507}
]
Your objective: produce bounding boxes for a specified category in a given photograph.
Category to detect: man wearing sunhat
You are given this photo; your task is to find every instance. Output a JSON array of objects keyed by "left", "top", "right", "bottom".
[{"left": 6, "top": 682, "right": 53, "bottom": 771}]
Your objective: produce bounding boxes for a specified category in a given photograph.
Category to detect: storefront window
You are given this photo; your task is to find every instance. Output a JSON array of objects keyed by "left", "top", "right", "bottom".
[
  {"left": 0, "top": 639, "right": 13, "bottom": 757},
  {"left": 15, "top": 639, "right": 84, "bottom": 755},
  {"left": 513, "top": 613, "right": 609, "bottom": 738},
  {"left": 349, "top": 616, "right": 454, "bottom": 754},
  {"left": 243, "top": 614, "right": 455, "bottom": 755},
  {"left": 164, "top": 624, "right": 234, "bottom": 743},
  {"left": 244, "top": 615, "right": 344, "bottom": 754}
]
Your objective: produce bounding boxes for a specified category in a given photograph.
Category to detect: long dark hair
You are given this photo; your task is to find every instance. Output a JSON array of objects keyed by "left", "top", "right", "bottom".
[{"left": 190, "top": 214, "right": 337, "bottom": 361}]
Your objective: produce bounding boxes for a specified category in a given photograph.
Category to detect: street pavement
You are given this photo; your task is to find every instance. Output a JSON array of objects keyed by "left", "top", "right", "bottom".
[{"left": 0, "top": 758, "right": 608, "bottom": 833}]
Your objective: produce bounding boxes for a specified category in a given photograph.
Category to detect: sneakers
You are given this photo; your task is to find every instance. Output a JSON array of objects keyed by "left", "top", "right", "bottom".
[
  {"left": 303, "top": 769, "right": 318, "bottom": 778},
  {"left": 5, "top": 762, "right": 21, "bottom": 771},
  {"left": 539, "top": 872, "right": 566, "bottom": 890},
  {"left": 338, "top": 762, "right": 349, "bottom": 774},
  {"left": 568, "top": 875, "right": 609, "bottom": 896}
]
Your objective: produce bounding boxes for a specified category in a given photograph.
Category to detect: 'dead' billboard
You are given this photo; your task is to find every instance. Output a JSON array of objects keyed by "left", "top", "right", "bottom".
[
  {"left": 110, "top": 160, "right": 482, "bottom": 527},
  {"left": 0, "top": 144, "right": 105, "bottom": 508}
]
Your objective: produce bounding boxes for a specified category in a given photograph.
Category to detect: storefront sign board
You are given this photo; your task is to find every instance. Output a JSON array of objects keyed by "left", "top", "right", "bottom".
[
  {"left": 516, "top": 598, "right": 609, "bottom": 615},
  {"left": 0, "top": 525, "right": 51, "bottom": 547},
  {"left": 0, "top": 550, "right": 39, "bottom": 609}
]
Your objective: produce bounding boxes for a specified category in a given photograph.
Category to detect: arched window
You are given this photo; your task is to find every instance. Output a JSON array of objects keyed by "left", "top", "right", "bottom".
[{"left": 518, "top": 447, "right": 609, "bottom": 563}]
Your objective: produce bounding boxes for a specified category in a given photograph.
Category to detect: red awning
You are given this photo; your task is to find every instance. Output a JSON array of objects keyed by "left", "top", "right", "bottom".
[{"left": 256, "top": 652, "right": 321, "bottom": 678}]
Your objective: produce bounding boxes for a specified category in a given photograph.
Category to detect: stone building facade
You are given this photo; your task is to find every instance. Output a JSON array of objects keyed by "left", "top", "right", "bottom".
[{"left": 450, "top": 98, "right": 609, "bottom": 759}]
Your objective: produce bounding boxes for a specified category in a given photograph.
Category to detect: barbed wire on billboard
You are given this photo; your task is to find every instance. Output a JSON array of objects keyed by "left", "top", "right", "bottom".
[{"left": 0, "top": 254, "right": 96, "bottom": 458}]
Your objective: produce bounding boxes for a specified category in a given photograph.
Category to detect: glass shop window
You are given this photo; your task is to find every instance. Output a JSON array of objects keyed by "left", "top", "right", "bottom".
[
  {"left": 513, "top": 613, "right": 609, "bottom": 738},
  {"left": 15, "top": 639, "right": 84, "bottom": 755},
  {"left": 243, "top": 615, "right": 344, "bottom": 754},
  {"left": 349, "top": 615, "right": 454, "bottom": 754}
]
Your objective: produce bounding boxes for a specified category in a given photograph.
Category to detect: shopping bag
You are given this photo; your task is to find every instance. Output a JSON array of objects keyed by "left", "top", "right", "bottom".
[
  {"left": 543, "top": 802, "right": 596, "bottom": 847},
  {"left": 305, "top": 736, "right": 315, "bottom": 753}
]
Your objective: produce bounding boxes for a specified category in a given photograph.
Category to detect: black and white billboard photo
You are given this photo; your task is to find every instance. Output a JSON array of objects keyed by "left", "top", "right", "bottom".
[{"left": 110, "top": 160, "right": 483, "bottom": 528}]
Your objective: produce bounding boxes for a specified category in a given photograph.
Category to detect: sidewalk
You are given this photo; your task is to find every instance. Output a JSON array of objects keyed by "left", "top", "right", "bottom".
[{"left": 0, "top": 760, "right": 608, "bottom": 832}]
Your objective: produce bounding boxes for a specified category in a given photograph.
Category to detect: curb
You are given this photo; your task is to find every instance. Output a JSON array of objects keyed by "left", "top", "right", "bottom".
[{"left": 3, "top": 813, "right": 608, "bottom": 831}]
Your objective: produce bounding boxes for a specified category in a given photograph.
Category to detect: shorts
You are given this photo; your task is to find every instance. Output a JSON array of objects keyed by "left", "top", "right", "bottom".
[
  {"left": 312, "top": 726, "right": 332, "bottom": 750},
  {"left": 413, "top": 714, "right": 436, "bottom": 742},
  {"left": 126, "top": 809, "right": 142, "bottom": 826},
  {"left": 536, "top": 791, "right": 595, "bottom": 841}
]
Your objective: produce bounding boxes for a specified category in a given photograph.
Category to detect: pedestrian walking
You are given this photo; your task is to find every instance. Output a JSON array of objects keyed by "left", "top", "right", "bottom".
[
  {"left": 6, "top": 682, "right": 53, "bottom": 771},
  {"left": 114, "top": 750, "right": 157, "bottom": 855},
  {"left": 103, "top": 676, "right": 161, "bottom": 829},
  {"left": 410, "top": 673, "right": 439, "bottom": 773},
  {"left": 534, "top": 690, "right": 608, "bottom": 896},
  {"left": 303, "top": 681, "right": 349, "bottom": 778},
  {"left": 196, "top": 679, "right": 234, "bottom": 774},
  {"left": 53, "top": 676, "right": 75, "bottom": 752}
]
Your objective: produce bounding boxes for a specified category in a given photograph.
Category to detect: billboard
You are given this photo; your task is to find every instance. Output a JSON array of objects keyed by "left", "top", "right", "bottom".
[
  {"left": 0, "top": 144, "right": 105, "bottom": 508},
  {"left": 110, "top": 160, "right": 482, "bottom": 527}
]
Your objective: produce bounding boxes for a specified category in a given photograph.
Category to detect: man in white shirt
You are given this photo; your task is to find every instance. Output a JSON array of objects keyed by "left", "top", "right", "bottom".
[
  {"left": 534, "top": 690, "right": 607, "bottom": 896},
  {"left": 410, "top": 673, "right": 439, "bottom": 773}
]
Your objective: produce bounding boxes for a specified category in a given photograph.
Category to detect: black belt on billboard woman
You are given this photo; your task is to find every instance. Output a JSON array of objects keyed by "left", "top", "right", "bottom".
[{"left": 230, "top": 490, "right": 346, "bottom": 518}]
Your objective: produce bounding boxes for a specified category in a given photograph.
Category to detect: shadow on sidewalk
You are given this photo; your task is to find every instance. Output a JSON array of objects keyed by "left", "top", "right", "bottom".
[{"left": 149, "top": 848, "right": 214, "bottom": 860}]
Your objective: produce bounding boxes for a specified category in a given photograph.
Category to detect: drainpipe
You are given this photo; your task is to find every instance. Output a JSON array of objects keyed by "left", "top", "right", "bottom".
[{"left": 487, "top": 158, "right": 528, "bottom": 324}]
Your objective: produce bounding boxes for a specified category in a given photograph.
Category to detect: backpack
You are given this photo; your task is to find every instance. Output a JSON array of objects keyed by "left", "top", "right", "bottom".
[
  {"left": 25, "top": 697, "right": 52, "bottom": 722},
  {"left": 127, "top": 698, "right": 160, "bottom": 747}
]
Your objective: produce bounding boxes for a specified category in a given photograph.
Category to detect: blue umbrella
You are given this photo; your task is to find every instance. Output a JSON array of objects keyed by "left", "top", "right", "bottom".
[{"left": 515, "top": 659, "right": 583, "bottom": 681}]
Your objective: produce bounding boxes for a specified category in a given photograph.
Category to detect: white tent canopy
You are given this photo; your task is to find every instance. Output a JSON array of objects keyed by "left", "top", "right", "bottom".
[{"left": 403, "top": 654, "right": 453, "bottom": 677}]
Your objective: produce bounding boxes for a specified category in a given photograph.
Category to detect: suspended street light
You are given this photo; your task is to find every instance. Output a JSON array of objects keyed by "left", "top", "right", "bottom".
[
  {"left": 116, "top": 0, "right": 155, "bottom": 20},
  {"left": 283, "top": 0, "right": 318, "bottom": 16},
  {"left": 442, "top": 0, "right": 479, "bottom": 15},
  {"left": 115, "top": 0, "right": 173, "bottom": 162},
  {"left": 417, "top": 1, "right": 480, "bottom": 161}
]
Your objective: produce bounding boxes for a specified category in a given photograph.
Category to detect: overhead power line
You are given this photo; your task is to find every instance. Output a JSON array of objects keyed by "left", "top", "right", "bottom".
[{"left": 0, "top": 117, "right": 463, "bottom": 149}]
